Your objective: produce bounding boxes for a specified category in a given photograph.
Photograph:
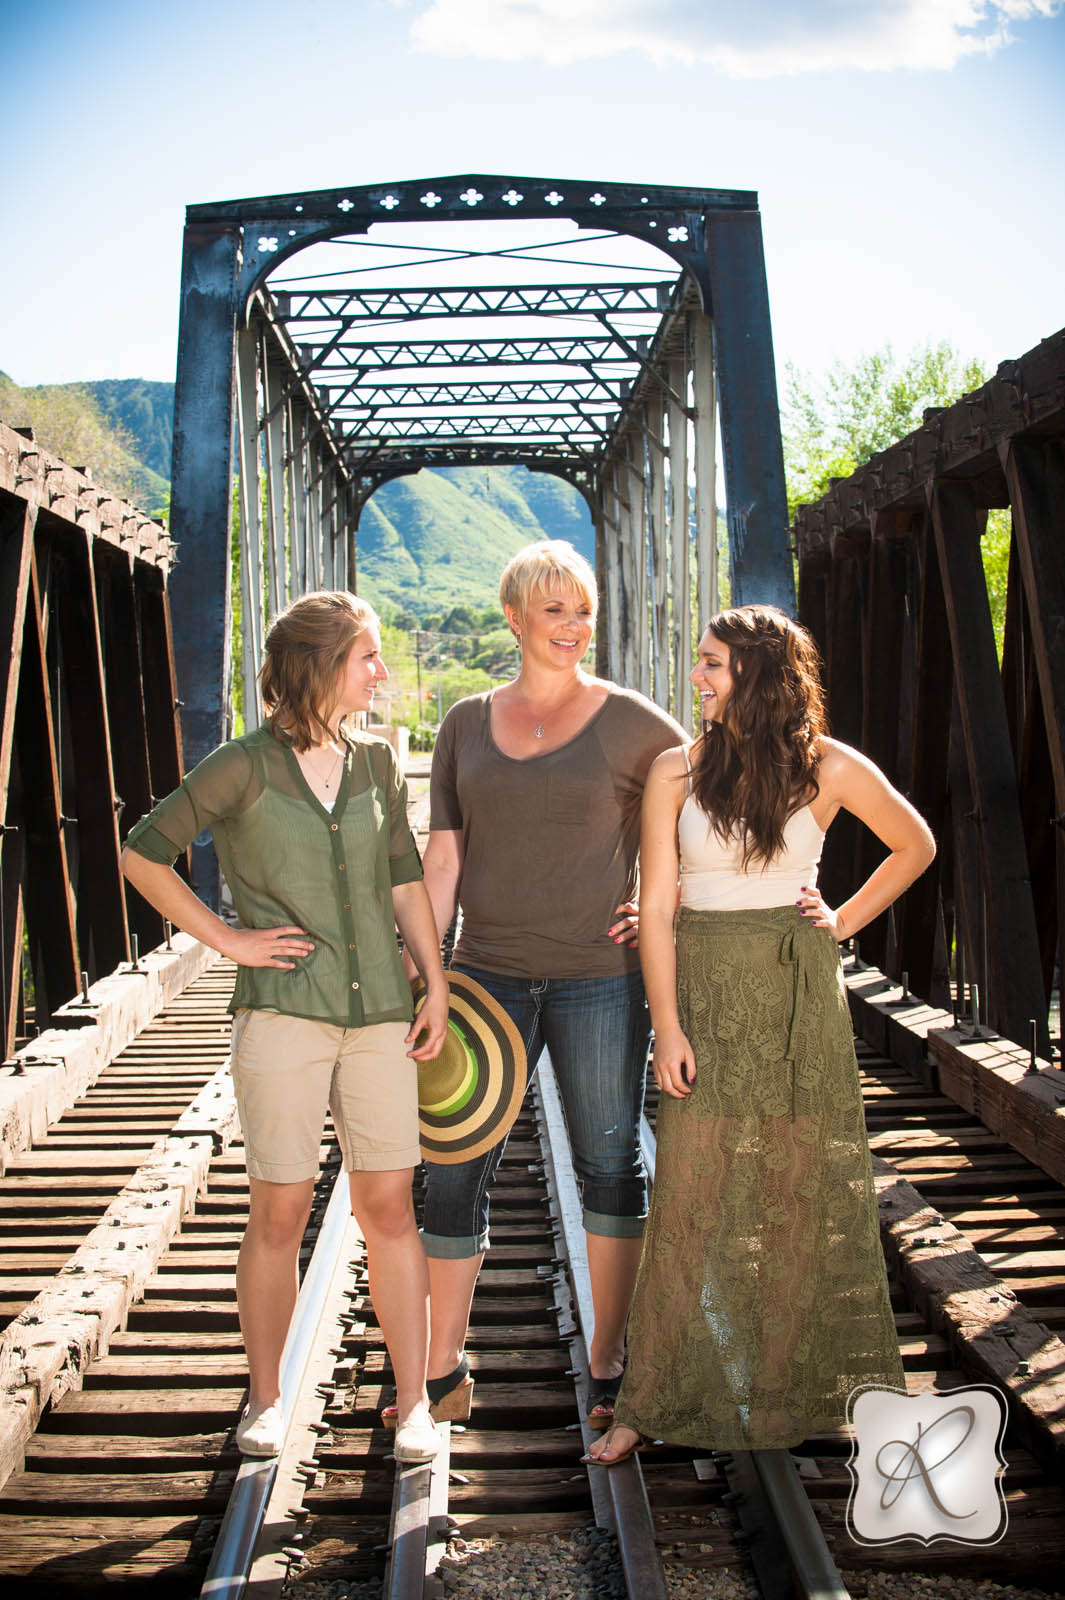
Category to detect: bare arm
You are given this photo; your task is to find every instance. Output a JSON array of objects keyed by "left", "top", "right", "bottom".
[
  {"left": 120, "top": 849, "right": 314, "bottom": 968},
  {"left": 391, "top": 879, "right": 450, "bottom": 1059},
  {"left": 638, "top": 747, "right": 696, "bottom": 1098},
  {"left": 801, "top": 738, "right": 936, "bottom": 941},
  {"left": 401, "top": 828, "right": 463, "bottom": 979}
]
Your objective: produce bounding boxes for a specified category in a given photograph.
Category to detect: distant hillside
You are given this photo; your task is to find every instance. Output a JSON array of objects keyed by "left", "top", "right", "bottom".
[
  {"left": 0, "top": 373, "right": 169, "bottom": 513},
  {"left": 85, "top": 378, "right": 174, "bottom": 480},
  {"left": 358, "top": 465, "right": 593, "bottom": 619},
  {"left": 4, "top": 372, "right": 594, "bottom": 617}
]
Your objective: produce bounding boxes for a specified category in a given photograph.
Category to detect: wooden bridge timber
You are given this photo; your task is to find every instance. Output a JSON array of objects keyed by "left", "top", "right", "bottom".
[
  {"left": 0, "top": 418, "right": 182, "bottom": 1056},
  {"left": 0, "top": 168, "right": 1064, "bottom": 1595},
  {"left": 795, "top": 328, "right": 1065, "bottom": 1064}
]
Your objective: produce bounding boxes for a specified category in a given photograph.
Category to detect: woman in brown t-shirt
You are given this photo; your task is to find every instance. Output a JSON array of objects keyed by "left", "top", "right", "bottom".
[{"left": 399, "top": 540, "right": 686, "bottom": 1432}]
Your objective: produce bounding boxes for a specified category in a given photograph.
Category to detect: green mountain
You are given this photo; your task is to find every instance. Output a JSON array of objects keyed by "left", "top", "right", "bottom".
[
  {"left": 358, "top": 465, "right": 593, "bottom": 620},
  {"left": 85, "top": 378, "right": 175, "bottom": 479},
  {"left": 6, "top": 374, "right": 594, "bottom": 618},
  {"left": 0, "top": 373, "right": 169, "bottom": 514}
]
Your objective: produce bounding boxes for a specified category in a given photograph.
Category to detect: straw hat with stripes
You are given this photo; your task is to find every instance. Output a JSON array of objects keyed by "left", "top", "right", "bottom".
[{"left": 413, "top": 972, "right": 527, "bottom": 1165}]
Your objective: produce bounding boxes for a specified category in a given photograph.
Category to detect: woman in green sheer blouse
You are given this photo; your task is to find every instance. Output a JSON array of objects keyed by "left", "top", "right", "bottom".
[{"left": 121, "top": 591, "right": 448, "bottom": 1465}]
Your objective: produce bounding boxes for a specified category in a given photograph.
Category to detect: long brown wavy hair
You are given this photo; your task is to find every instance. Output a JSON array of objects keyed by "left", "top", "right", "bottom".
[
  {"left": 260, "top": 590, "right": 378, "bottom": 750},
  {"left": 691, "top": 604, "right": 828, "bottom": 870}
]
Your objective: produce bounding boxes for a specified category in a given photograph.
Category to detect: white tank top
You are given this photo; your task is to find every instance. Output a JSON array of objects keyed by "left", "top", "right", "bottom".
[{"left": 678, "top": 768, "right": 825, "bottom": 911}]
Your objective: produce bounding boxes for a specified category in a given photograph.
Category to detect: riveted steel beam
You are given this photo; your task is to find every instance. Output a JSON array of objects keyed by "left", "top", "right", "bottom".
[{"left": 171, "top": 173, "right": 792, "bottom": 760}]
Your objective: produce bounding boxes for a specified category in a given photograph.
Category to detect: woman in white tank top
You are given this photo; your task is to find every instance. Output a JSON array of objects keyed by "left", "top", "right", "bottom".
[{"left": 587, "top": 604, "right": 936, "bottom": 1463}]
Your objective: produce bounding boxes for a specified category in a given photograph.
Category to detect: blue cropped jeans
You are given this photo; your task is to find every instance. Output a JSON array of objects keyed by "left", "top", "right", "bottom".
[{"left": 421, "top": 964, "right": 651, "bottom": 1258}]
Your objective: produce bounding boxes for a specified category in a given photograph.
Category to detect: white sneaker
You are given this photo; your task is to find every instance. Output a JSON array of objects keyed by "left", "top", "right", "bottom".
[
  {"left": 394, "top": 1403, "right": 439, "bottom": 1464},
  {"left": 235, "top": 1401, "right": 285, "bottom": 1457}
]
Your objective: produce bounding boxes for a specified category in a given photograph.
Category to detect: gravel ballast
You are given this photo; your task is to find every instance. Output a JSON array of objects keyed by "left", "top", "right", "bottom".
[{"left": 283, "top": 1527, "right": 1063, "bottom": 1598}]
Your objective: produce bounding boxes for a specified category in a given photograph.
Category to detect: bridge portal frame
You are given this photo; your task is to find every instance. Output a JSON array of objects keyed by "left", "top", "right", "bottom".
[{"left": 170, "top": 175, "right": 793, "bottom": 904}]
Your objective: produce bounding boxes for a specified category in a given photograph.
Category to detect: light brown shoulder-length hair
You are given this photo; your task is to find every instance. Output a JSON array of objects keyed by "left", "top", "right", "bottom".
[
  {"left": 260, "top": 590, "right": 378, "bottom": 750},
  {"left": 691, "top": 604, "right": 827, "bottom": 870}
]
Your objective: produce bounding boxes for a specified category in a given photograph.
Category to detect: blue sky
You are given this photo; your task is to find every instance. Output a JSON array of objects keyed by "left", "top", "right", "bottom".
[{"left": 2, "top": 0, "right": 1062, "bottom": 390}]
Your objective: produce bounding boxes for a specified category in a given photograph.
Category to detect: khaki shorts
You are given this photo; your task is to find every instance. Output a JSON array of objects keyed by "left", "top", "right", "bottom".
[{"left": 229, "top": 1010, "right": 420, "bottom": 1183}]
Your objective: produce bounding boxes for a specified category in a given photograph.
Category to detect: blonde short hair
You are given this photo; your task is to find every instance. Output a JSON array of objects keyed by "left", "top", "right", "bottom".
[
  {"left": 498, "top": 540, "right": 598, "bottom": 624},
  {"left": 260, "top": 590, "right": 378, "bottom": 749}
]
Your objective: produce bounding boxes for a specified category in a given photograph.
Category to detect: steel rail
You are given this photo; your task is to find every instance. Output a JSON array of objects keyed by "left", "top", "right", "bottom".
[
  {"left": 384, "top": 1428, "right": 452, "bottom": 1600},
  {"left": 535, "top": 1059, "right": 670, "bottom": 1600},
  {"left": 754, "top": 1449, "right": 850, "bottom": 1600},
  {"left": 199, "top": 1163, "right": 355, "bottom": 1600}
]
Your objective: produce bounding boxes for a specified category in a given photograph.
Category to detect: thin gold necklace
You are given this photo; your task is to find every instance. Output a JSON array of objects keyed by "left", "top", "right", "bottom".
[{"left": 304, "top": 742, "right": 344, "bottom": 790}]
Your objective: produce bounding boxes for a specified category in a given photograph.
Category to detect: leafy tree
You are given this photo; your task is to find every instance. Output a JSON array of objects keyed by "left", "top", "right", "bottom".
[
  {"left": 981, "top": 512, "right": 1011, "bottom": 656},
  {"left": 433, "top": 664, "right": 495, "bottom": 720},
  {"left": 782, "top": 341, "right": 1010, "bottom": 652},
  {"left": 441, "top": 604, "right": 480, "bottom": 634},
  {"left": 0, "top": 373, "right": 166, "bottom": 508},
  {"left": 471, "top": 627, "right": 519, "bottom": 678},
  {"left": 782, "top": 341, "right": 987, "bottom": 519}
]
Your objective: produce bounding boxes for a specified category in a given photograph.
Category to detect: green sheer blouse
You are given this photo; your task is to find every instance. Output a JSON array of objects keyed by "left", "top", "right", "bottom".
[{"left": 124, "top": 723, "right": 421, "bottom": 1027}]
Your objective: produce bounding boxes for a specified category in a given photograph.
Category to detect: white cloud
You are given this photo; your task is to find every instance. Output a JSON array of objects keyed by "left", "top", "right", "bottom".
[{"left": 396, "top": 0, "right": 1063, "bottom": 75}]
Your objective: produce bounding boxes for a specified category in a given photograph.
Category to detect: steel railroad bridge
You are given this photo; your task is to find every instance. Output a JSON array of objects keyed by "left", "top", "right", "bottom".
[
  {"left": 167, "top": 174, "right": 792, "bottom": 898},
  {"left": 0, "top": 171, "right": 1064, "bottom": 1596},
  {"left": 0, "top": 168, "right": 1061, "bottom": 1102},
  {"left": 1, "top": 169, "right": 1063, "bottom": 1074}
]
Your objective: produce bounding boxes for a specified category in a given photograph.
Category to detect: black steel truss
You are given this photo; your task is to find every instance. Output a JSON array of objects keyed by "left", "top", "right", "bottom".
[
  {"left": 260, "top": 272, "right": 682, "bottom": 477},
  {"left": 273, "top": 281, "right": 671, "bottom": 322},
  {"left": 169, "top": 174, "right": 794, "bottom": 910}
]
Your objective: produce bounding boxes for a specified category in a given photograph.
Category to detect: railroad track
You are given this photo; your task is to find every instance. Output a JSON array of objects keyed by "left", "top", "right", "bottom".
[
  {"left": 0, "top": 766, "right": 1063, "bottom": 1595},
  {"left": 2, "top": 958, "right": 1065, "bottom": 1598}
]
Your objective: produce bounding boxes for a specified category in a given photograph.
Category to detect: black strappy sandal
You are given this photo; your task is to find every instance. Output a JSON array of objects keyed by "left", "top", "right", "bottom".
[{"left": 585, "top": 1370, "right": 624, "bottom": 1429}]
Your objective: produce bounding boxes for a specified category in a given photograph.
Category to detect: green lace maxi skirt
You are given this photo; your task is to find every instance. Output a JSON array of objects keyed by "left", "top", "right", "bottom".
[{"left": 615, "top": 904, "right": 903, "bottom": 1451}]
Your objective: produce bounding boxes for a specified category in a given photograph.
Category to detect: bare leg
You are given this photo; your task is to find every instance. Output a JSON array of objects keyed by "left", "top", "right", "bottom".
[
  {"left": 426, "top": 1253, "right": 483, "bottom": 1380},
  {"left": 236, "top": 1176, "right": 316, "bottom": 1410},
  {"left": 349, "top": 1169, "right": 430, "bottom": 1423},
  {"left": 587, "top": 1232, "right": 643, "bottom": 1416}
]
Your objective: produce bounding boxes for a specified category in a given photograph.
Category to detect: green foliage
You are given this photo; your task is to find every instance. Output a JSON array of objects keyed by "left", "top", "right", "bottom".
[
  {"left": 377, "top": 615, "right": 516, "bottom": 733},
  {"left": 433, "top": 663, "right": 496, "bottom": 719},
  {"left": 356, "top": 465, "right": 593, "bottom": 620},
  {"left": 982, "top": 508, "right": 1011, "bottom": 656},
  {"left": 782, "top": 341, "right": 1012, "bottom": 654},
  {"left": 441, "top": 604, "right": 481, "bottom": 634},
  {"left": 782, "top": 341, "right": 988, "bottom": 519},
  {"left": 82, "top": 378, "right": 175, "bottom": 479},
  {"left": 470, "top": 627, "right": 518, "bottom": 677},
  {"left": 0, "top": 372, "right": 168, "bottom": 510}
]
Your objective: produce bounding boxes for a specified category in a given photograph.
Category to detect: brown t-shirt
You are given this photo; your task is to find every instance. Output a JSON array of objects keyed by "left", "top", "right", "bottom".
[{"left": 430, "top": 687, "right": 687, "bottom": 978}]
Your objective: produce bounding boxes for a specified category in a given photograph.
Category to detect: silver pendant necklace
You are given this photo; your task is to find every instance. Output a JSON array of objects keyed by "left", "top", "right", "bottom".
[{"left": 518, "top": 673, "right": 581, "bottom": 742}]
